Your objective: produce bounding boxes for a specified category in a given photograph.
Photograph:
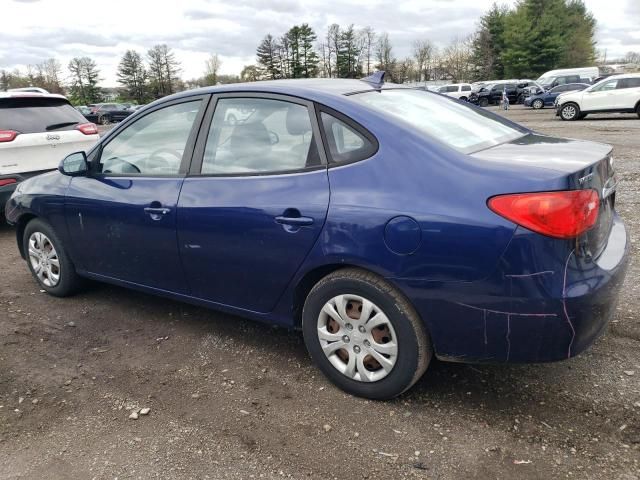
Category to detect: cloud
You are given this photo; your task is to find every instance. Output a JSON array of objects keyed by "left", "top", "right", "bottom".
[{"left": 0, "top": 0, "right": 636, "bottom": 86}]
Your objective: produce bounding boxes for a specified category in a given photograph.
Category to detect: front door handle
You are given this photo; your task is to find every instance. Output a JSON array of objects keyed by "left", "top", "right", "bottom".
[
  {"left": 275, "top": 215, "right": 314, "bottom": 226},
  {"left": 144, "top": 206, "right": 171, "bottom": 220}
]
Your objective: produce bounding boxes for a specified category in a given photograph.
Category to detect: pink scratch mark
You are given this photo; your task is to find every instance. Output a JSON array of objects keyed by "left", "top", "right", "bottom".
[
  {"left": 456, "top": 302, "right": 557, "bottom": 318},
  {"left": 505, "top": 271, "right": 555, "bottom": 278},
  {"left": 563, "top": 249, "right": 576, "bottom": 359}
]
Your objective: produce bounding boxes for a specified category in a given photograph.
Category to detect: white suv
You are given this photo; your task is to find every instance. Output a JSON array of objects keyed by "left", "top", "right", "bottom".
[
  {"left": 556, "top": 73, "right": 640, "bottom": 121},
  {"left": 437, "top": 83, "right": 473, "bottom": 101},
  {"left": 1, "top": 92, "right": 99, "bottom": 213}
]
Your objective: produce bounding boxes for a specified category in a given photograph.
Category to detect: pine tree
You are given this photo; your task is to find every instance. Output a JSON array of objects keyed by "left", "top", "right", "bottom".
[
  {"left": 147, "top": 44, "right": 180, "bottom": 99},
  {"left": 471, "top": 4, "right": 508, "bottom": 80},
  {"left": 68, "top": 57, "right": 102, "bottom": 104},
  {"left": 256, "top": 34, "right": 282, "bottom": 79},
  {"left": 337, "top": 25, "right": 361, "bottom": 78},
  {"left": 298, "top": 24, "right": 319, "bottom": 78},
  {"left": 117, "top": 50, "right": 149, "bottom": 104}
]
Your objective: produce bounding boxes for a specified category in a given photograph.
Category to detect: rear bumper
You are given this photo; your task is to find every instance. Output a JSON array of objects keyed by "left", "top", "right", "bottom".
[{"left": 395, "top": 214, "right": 630, "bottom": 364}]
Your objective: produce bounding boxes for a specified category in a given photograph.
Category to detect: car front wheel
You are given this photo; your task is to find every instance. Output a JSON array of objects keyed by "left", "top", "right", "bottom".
[
  {"left": 302, "top": 268, "right": 432, "bottom": 400},
  {"left": 560, "top": 103, "right": 580, "bottom": 121},
  {"left": 23, "top": 218, "right": 83, "bottom": 297},
  {"left": 479, "top": 97, "right": 489, "bottom": 107},
  {"left": 532, "top": 99, "right": 544, "bottom": 109}
]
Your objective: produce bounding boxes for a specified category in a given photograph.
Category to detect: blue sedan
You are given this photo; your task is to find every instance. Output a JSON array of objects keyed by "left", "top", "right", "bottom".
[
  {"left": 524, "top": 83, "right": 590, "bottom": 109},
  {"left": 4, "top": 74, "right": 629, "bottom": 399}
]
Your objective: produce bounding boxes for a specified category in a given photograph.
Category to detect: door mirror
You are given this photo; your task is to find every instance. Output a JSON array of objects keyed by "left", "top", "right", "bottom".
[{"left": 59, "top": 151, "right": 88, "bottom": 176}]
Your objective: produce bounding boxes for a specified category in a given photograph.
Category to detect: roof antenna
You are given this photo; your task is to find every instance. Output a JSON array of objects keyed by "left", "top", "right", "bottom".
[{"left": 360, "top": 71, "right": 385, "bottom": 88}]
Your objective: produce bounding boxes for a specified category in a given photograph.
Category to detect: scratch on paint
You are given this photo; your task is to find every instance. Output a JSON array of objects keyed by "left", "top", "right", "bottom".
[
  {"left": 483, "top": 310, "right": 488, "bottom": 346},
  {"left": 505, "top": 271, "right": 555, "bottom": 278},
  {"left": 457, "top": 302, "right": 557, "bottom": 362},
  {"left": 506, "top": 314, "right": 511, "bottom": 361},
  {"left": 563, "top": 249, "right": 576, "bottom": 359}
]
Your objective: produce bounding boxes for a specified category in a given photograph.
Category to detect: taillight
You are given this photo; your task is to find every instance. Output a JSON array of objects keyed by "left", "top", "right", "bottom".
[
  {"left": 488, "top": 190, "right": 599, "bottom": 239},
  {"left": 0, "top": 178, "right": 17, "bottom": 187},
  {"left": 75, "top": 123, "right": 98, "bottom": 135},
  {"left": 0, "top": 130, "right": 19, "bottom": 143}
]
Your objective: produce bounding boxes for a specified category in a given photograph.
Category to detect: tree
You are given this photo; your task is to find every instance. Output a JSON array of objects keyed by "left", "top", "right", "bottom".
[
  {"left": 240, "top": 65, "right": 260, "bottom": 82},
  {"left": 67, "top": 57, "right": 101, "bottom": 105},
  {"left": 147, "top": 44, "right": 181, "bottom": 99},
  {"left": 501, "top": 0, "right": 596, "bottom": 78},
  {"left": 413, "top": 40, "right": 435, "bottom": 81},
  {"left": 441, "top": 36, "right": 473, "bottom": 82},
  {"left": 624, "top": 51, "right": 640, "bottom": 64},
  {"left": 337, "top": 25, "right": 361, "bottom": 78},
  {"left": 360, "top": 27, "right": 377, "bottom": 76},
  {"left": 471, "top": 3, "right": 509, "bottom": 80},
  {"left": 375, "top": 33, "right": 397, "bottom": 81},
  {"left": 204, "top": 53, "right": 222, "bottom": 85},
  {"left": 285, "top": 24, "right": 319, "bottom": 78},
  {"left": 256, "top": 34, "right": 282, "bottom": 79},
  {"left": 117, "top": 50, "right": 149, "bottom": 104},
  {"left": 35, "top": 59, "right": 63, "bottom": 93}
]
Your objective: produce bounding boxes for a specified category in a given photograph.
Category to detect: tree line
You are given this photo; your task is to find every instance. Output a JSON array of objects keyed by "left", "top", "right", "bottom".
[{"left": 2, "top": 0, "right": 639, "bottom": 103}]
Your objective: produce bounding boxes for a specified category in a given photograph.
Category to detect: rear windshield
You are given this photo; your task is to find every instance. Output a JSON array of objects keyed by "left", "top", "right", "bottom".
[
  {"left": 0, "top": 97, "right": 86, "bottom": 133},
  {"left": 352, "top": 89, "right": 526, "bottom": 153}
]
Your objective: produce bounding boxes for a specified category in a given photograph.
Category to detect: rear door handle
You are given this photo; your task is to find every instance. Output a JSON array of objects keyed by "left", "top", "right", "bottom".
[{"left": 275, "top": 216, "right": 314, "bottom": 226}]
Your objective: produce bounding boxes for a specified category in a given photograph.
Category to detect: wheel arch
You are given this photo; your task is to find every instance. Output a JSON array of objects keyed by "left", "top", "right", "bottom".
[{"left": 15, "top": 213, "right": 38, "bottom": 259}]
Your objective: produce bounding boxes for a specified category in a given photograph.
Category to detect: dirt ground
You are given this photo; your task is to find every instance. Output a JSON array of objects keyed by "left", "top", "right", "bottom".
[{"left": 1, "top": 106, "right": 639, "bottom": 480}]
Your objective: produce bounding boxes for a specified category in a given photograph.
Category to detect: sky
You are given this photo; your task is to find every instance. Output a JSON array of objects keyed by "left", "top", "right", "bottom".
[{"left": 1, "top": 0, "right": 639, "bottom": 87}]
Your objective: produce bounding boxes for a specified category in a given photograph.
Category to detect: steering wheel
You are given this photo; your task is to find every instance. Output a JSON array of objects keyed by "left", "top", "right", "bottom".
[
  {"left": 102, "top": 157, "right": 141, "bottom": 174},
  {"left": 142, "top": 147, "right": 182, "bottom": 171}
]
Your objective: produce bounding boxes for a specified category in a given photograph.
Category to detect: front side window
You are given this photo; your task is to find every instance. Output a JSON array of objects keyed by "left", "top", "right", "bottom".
[
  {"left": 98, "top": 100, "right": 202, "bottom": 175},
  {"left": 353, "top": 89, "right": 525, "bottom": 153},
  {"left": 201, "top": 97, "right": 318, "bottom": 174},
  {"left": 592, "top": 79, "right": 618, "bottom": 92}
]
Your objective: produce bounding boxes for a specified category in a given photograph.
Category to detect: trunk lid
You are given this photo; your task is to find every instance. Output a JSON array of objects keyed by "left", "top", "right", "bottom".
[{"left": 473, "top": 133, "right": 616, "bottom": 257}]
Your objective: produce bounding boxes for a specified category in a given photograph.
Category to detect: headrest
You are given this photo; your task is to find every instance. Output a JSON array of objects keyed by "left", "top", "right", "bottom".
[{"left": 286, "top": 106, "right": 311, "bottom": 136}]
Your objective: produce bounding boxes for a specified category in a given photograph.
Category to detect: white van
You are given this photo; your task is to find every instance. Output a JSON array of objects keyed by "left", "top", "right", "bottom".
[{"left": 536, "top": 67, "right": 599, "bottom": 89}]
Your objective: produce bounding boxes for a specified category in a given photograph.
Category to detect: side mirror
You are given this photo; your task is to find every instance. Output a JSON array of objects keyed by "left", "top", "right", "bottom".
[{"left": 59, "top": 151, "right": 88, "bottom": 176}]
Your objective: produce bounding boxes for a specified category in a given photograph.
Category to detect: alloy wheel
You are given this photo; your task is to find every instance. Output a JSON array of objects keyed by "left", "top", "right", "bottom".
[
  {"left": 533, "top": 99, "right": 544, "bottom": 109},
  {"left": 562, "top": 104, "right": 577, "bottom": 120},
  {"left": 317, "top": 294, "right": 398, "bottom": 382},
  {"left": 28, "top": 232, "right": 61, "bottom": 287}
]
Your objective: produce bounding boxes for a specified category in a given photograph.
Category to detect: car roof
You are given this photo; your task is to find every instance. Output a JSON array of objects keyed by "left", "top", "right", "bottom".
[
  {"left": 165, "top": 78, "right": 410, "bottom": 102},
  {"left": 0, "top": 91, "right": 68, "bottom": 101}
]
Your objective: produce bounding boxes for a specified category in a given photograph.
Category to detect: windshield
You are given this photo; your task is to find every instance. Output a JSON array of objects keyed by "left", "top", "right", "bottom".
[{"left": 353, "top": 89, "right": 526, "bottom": 153}]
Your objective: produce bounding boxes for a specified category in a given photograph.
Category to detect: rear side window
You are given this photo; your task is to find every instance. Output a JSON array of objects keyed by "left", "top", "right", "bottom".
[
  {"left": 619, "top": 78, "right": 640, "bottom": 89},
  {"left": 0, "top": 98, "right": 87, "bottom": 133},
  {"left": 462, "top": 85, "right": 471, "bottom": 91},
  {"left": 320, "top": 112, "right": 377, "bottom": 164}
]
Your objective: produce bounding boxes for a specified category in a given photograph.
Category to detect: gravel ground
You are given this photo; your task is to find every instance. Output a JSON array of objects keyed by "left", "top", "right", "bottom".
[{"left": 1, "top": 106, "right": 639, "bottom": 480}]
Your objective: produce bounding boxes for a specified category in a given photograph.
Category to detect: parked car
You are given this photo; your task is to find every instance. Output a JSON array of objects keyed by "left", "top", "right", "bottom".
[
  {"left": 5, "top": 76, "right": 629, "bottom": 399},
  {"left": 75, "top": 105, "right": 92, "bottom": 116},
  {"left": 7, "top": 87, "right": 50, "bottom": 94},
  {"left": 524, "top": 83, "right": 590, "bottom": 109},
  {"left": 436, "top": 83, "right": 473, "bottom": 101},
  {"left": 84, "top": 103, "right": 134, "bottom": 125},
  {"left": 0, "top": 92, "right": 98, "bottom": 213},
  {"left": 556, "top": 73, "right": 640, "bottom": 120},
  {"left": 536, "top": 67, "right": 599, "bottom": 90},
  {"left": 469, "top": 83, "right": 518, "bottom": 106}
]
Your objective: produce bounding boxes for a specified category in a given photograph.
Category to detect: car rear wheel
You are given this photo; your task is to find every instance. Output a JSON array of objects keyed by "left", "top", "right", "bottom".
[
  {"left": 302, "top": 268, "right": 432, "bottom": 400},
  {"left": 517, "top": 94, "right": 525, "bottom": 104},
  {"left": 459, "top": 96, "right": 468, "bottom": 102},
  {"left": 479, "top": 97, "right": 489, "bottom": 107},
  {"left": 532, "top": 99, "right": 544, "bottom": 109},
  {"left": 636, "top": 104, "right": 640, "bottom": 118},
  {"left": 23, "top": 219, "right": 83, "bottom": 297},
  {"left": 98, "top": 115, "right": 111, "bottom": 125},
  {"left": 560, "top": 103, "right": 580, "bottom": 121}
]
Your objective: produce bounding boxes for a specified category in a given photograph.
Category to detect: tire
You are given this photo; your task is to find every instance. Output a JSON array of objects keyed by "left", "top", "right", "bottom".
[
  {"left": 517, "top": 94, "right": 525, "bottom": 104},
  {"left": 560, "top": 103, "right": 580, "bottom": 121},
  {"left": 99, "top": 115, "right": 111, "bottom": 125},
  {"left": 636, "top": 104, "right": 640, "bottom": 119},
  {"left": 459, "top": 96, "right": 468, "bottom": 102},
  {"left": 532, "top": 99, "right": 544, "bottom": 109},
  {"left": 302, "top": 268, "right": 432, "bottom": 400},
  {"left": 479, "top": 97, "right": 489, "bottom": 107},
  {"left": 22, "top": 218, "right": 83, "bottom": 297}
]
